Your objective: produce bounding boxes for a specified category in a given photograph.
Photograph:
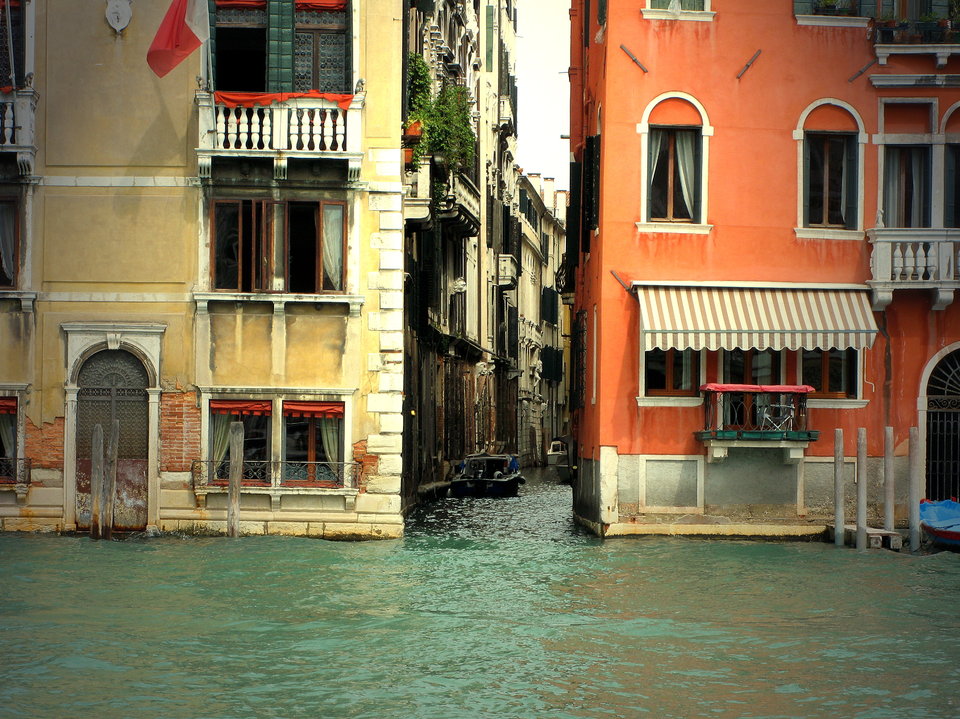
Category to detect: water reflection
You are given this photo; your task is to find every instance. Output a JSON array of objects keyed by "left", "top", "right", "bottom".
[{"left": 2, "top": 466, "right": 960, "bottom": 718}]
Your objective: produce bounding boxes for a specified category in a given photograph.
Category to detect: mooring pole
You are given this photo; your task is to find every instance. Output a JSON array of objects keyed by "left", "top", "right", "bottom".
[
  {"left": 227, "top": 421, "right": 243, "bottom": 538},
  {"left": 856, "top": 428, "right": 868, "bottom": 550},
  {"left": 883, "top": 426, "right": 894, "bottom": 532},
  {"left": 834, "top": 428, "right": 844, "bottom": 547},
  {"left": 909, "top": 426, "right": 921, "bottom": 552},
  {"left": 102, "top": 420, "right": 119, "bottom": 541},
  {"left": 89, "top": 424, "right": 104, "bottom": 540}
]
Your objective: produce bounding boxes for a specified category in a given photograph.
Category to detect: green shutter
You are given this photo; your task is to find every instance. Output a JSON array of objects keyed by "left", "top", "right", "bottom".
[
  {"left": 844, "top": 135, "right": 858, "bottom": 230},
  {"left": 267, "top": 0, "right": 295, "bottom": 92},
  {"left": 208, "top": 0, "right": 217, "bottom": 88},
  {"left": 486, "top": 5, "right": 495, "bottom": 69},
  {"left": 946, "top": 146, "right": 957, "bottom": 228}
]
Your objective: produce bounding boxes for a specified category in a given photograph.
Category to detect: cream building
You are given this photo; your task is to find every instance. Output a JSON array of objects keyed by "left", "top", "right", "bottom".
[{"left": 0, "top": 0, "right": 405, "bottom": 538}]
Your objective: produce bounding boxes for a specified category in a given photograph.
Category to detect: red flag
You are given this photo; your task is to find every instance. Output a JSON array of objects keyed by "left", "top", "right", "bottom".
[{"left": 147, "top": 0, "right": 210, "bottom": 78}]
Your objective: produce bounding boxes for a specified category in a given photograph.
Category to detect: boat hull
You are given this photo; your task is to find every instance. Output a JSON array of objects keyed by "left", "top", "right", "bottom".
[
  {"left": 919, "top": 499, "right": 960, "bottom": 549},
  {"left": 449, "top": 476, "right": 524, "bottom": 498}
]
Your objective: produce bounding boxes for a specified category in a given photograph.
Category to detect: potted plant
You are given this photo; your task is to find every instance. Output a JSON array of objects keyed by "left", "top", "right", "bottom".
[
  {"left": 917, "top": 12, "right": 944, "bottom": 42},
  {"left": 404, "top": 53, "right": 433, "bottom": 169}
]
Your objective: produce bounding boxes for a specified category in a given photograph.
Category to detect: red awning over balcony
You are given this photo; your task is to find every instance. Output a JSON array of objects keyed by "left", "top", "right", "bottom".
[
  {"left": 209, "top": 399, "right": 272, "bottom": 416},
  {"left": 0, "top": 397, "right": 16, "bottom": 414},
  {"left": 700, "top": 384, "right": 815, "bottom": 394}
]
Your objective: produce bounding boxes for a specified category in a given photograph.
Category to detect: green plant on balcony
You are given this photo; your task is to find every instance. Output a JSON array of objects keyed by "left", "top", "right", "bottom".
[
  {"left": 426, "top": 82, "right": 476, "bottom": 171},
  {"left": 405, "top": 53, "right": 433, "bottom": 169}
]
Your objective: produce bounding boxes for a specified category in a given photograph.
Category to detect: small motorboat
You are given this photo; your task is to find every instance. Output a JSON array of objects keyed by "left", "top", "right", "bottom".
[
  {"left": 546, "top": 437, "right": 572, "bottom": 483},
  {"left": 919, "top": 499, "right": 960, "bottom": 549},
  {"left": 449, "top": 453, "right": 525, "bottom": 498}
]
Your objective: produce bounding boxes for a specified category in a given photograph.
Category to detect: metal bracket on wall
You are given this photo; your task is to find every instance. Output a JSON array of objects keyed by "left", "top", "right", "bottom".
[{"left": 620, "top": 45, "right": 648, "bottom": 73}]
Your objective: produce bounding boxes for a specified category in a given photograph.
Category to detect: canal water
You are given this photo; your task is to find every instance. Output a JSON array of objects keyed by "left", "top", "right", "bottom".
[{"left": 2, "top": 469, "right": 960, "bottom": 719}]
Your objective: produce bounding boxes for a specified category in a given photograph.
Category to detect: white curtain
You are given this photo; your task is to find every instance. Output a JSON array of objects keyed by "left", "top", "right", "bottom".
[
  {"left": 318, "top": 417, "right": 342, "bottom": 464},
  {"left": 649, "top": 129, "right": 664, "bottom": 183},
  {"left": 675, "top": 131, "right": 696, "bottom": 220},
  {"left": 211, "top": 413, "right": 232, "bottom": 464},
  {"left": 0, "top": 413, "right": 14, "bottom": 458},
  {"left": 321, "top": 204, "right": 343, "bottom": 291},
  {"left": 0, "top": 203, "right": 14, "bottom": 285}
]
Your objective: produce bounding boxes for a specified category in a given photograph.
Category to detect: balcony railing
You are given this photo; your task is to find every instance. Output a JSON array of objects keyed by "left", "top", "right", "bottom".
[
  {"left": 696, "top": 384, "right": 819, "bottom": 442},
  {"left": 192, "top": 459, "right": 358, "bottom": 491},
  {"left": 196, "top": 91, "right": 364, "bottom": 180},
  {"left": 0, "top": 457, "right": 32, "bottom": 501},
  {"left": 868, "top": 228, "right": 960, "bottom": 310},
  {"left": 873, "top": 19, "right": 960, "bottom": 67},
  {"left": 0, "top": 90, "right": 39, "bottom": 175},
  {"left": 498, "top": 253, "right": 519, "bottom": 288}
]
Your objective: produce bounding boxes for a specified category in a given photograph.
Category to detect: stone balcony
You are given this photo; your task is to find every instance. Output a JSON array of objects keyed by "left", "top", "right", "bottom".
[
  {"left": 868, "top": 227, "right": 960, "bottom": 310},
  {"left": 0, "top": 89, "right": 38, "bottom": 175},
  {"left": 196, "top": 90, "right": 365, "bottom": 181}
]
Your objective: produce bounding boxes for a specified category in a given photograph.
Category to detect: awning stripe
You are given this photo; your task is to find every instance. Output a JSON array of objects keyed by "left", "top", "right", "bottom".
[{"left": 637, "top": 286, "right": 879, "bottom": 352}]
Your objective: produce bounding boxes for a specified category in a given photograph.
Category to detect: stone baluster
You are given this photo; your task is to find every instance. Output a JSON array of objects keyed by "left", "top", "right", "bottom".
[
  {"left": 0, "top": 101, "right": 13, "bottom": 144},
  {"left": 904, "top": 243, "right": 917, "bottom": 279},
  {"left": 215, "top": 106, "right": 227, "bottom": 149},
  {"left": 892, "top": 243, "right": 904, "bottom": 280},
  {"left": 316, "top": 109, "right": 327, "bottom": 152},
  {"left": 924, "top": 242, "right": 938, "bottom": 281},
  {"left": 237, "top": 108, "right": 250, "bottom": 149},
  {"left": 224, "top": 108, "right": 237, "bottom": 149},
  {"left": 333, "top": 110, "right": 345, "bottom": 152},
  {"left": 262, "top": 106, "right": 273, "bottom": 150},
  {"left": 250, "top": 108, "right": 262, "bottom": 150}
]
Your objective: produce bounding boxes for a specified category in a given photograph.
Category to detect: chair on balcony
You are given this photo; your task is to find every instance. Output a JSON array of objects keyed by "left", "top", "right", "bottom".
[{"left": 760, "top": 403, "right": 795, "bottom": 432}]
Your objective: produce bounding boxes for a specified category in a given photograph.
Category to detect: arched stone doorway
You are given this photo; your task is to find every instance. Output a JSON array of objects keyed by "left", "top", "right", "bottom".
[
  {"left": 926, "top": 349, "right": 960, "bottom": 501},
  {"left": 75, "top": 350, "right": 149, "bottom": 531}
]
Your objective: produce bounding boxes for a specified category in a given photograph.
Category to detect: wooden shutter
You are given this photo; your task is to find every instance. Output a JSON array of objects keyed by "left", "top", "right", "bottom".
[
  {"left": 567, "top": 160, "right": 581, "bottom": 269},
  {"left": 947, "top": 145, "right": 958, "bottom": 228},
  {"left": 844, "top": 134, "right": 858, "bottom": 230}
]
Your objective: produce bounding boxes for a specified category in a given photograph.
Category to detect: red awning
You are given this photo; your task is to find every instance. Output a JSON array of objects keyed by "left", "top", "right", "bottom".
[
  {"left": 215, "top": 1, "right": 347, "bottom": 9},
  {"left": 0, "top": 397, "right": 16, "bottom": 414},
  {"left": 214, "top": 90, "right": 354, "bottom": 111},
  {"left": 283, "top": 401, "right": 344, "bottom": 418},
  {"left": 700, "top": 383, "right": 816, "bottom": 394},
  {"left": 209, "top": 399, "right": 272, "bottom": 416}
]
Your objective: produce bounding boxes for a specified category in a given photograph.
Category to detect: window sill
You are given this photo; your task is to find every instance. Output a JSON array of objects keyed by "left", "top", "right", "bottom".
[
  {"left": 807, "top": 398, "right": 869, "bottom": 409},
  {"left": 194, "top": 291, "right": 365, "bottom": 317},
  {"left": 636, "top": 396, "right": 703, "bottom": 408},
  {"left": 794, "top": 228, "right": 864, "bottom": 241},
  {"left": 636, "top": 222, "right": 713, "bottom": 235},
  {"left": 795, "top": 15, "right": 870, "bottom": 28},
  {"left": 641, "top": 9, "right": 715, "bottom": 22},
  {"left": 0, "top": 291, "right": 37, "bottom": 312}
]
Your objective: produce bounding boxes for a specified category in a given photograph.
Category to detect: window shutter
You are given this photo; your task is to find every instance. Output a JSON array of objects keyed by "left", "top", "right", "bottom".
[
  {"left": 598, "top": 0, "right": 607, "bottom": 25},
  {"left": 207, "top": 0, "right": 217, "bottom": 88},
  {"left": 946, "top": 146, "right": 957, "bottom": 228},
  {"left": 802, "top": 135, "right": 811, "bottom": 227},
  {"left": 692, "top": 132, "right": 702, "bottom": 224},
  {"left": 268, "top": 0, "right": 295, "bottom": 92},
  {"left": 583, "top": 0, "right": 591, "bottom": 47},
  {"left": 844, "top": 135, "right": 858, "bottom": 230},
  {"left": 486, "top": 5, "right": 495, "bottom": 68},
  {"left": 567, "top": 160, "right": 582, "bottom": 268}
]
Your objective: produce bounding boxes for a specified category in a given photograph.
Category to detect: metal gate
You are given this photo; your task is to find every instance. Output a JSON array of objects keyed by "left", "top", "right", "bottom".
[
  {"left": 926, "top": 350, "right": 960, "bottom": 500},
  {"left": 76, "top": 350, "right": 149, "bottom": 531}
]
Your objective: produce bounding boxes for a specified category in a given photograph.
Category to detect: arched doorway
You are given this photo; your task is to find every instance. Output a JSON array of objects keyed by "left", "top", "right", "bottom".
[
  {"left": 75, "top": 349, "right": 149, "bottom": 531},
  {"left": 926, "top": 349, "right": 960, "bottom": 500}
]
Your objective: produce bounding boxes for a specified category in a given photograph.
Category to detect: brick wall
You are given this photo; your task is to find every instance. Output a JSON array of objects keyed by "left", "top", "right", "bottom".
[
  {"left": 24, "top": 417, "right": 65, "bottom": 469},
  {"left": 160, "top": 391, "right": 201, "bottom": 472},
  {"left": 352, "top": 439, "right": 379, "bottom": 491}
]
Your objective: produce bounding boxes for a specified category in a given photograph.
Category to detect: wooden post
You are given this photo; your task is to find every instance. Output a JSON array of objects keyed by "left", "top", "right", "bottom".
[
  {"left": 101, "top": 420, "right": 119, "bottom": 541},
  {"left": 856, "top": 428, "right": 868, "bottom": 550},
  {"left": 909, "top": 426, "right": 921, "bottom": 552},
  {"left": 884, "top": 426, "right": 895, "bottom": 532},
  {"left": 89, "top": 424, "right": 104, "bottom": 540},
  {"left": 227, "top": 421, "right": 243, "bottom": 538},
  {"left": 834, "top": 428, "right": 844, "bottom": 547}
]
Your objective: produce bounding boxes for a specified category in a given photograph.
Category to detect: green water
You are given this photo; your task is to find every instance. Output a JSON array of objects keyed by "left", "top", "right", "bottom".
[{"left": 2, "top": 471, "right": 960, "bottom": 719}]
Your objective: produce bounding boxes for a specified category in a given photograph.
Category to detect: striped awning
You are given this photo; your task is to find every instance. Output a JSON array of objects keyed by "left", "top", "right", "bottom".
[{"left": 634, "top": 285, "right": 879, "bottom": 352}]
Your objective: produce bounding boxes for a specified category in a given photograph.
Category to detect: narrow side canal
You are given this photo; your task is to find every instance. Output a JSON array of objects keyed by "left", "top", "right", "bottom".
[{"left": 2, "top": 469, "right": 960, "bottom": 719}]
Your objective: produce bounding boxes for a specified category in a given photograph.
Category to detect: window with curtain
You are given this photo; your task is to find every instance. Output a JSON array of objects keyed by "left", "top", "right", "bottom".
[
  {"left": 209, "top": 400, "right": 272, "bottom": 483},
  {"left": 212, "top": 199, "right": 346, "bottom": 293},
  {"left": 805, "top": 133, "right": 857, "bottom": 229},
  {"left": 0, "top": 397, "right": 16, "bottom": 481},
  {"left": 282, "top": 401, "right": 344, "bottom": 484},
  {"left": 884, "top": 145, "right": 931, "bottom": 229},
  {"left": 644, "top": 349, "right": 700, "bottom": 396},
  {"left": 0, "top": 200, "right": 17, "bottom": 288},
  {"left": 650, "top": 0, "right": 706, "bottom": 10},
  {"left": 721, "top": 349, "right": 782, "bottom": 428},
  {"left": 802, "top": 349, "right": 858, "bottom": 398},
  {"left": 213, "top": 1, "right": 351, "bottom": 93},
  {"left": 945, "top": 145, "right": 960, "bottom": 228},
  {"left": 649, "top": 126, "right": 701, "bottom": 222}
]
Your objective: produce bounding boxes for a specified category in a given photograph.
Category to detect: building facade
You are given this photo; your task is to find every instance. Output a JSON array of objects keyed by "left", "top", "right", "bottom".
[
  {"left": 0, "top": 0, "right": 406, "bottom": 538},
  {"left": 568, "top": 0, "right": 960, "bottom": 536}
]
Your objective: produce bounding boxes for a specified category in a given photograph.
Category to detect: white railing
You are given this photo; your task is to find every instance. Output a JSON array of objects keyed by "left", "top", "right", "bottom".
[
  {"left": 868, "top": 228, "right": 960, "bottom": 309},
  {"left": 0, "top": 97, "right": 16, "bottom": 146},
  {"left": 196, "top": 91, "right": 364, "bottom": 179},
  {"left": 0, "top": 90, "right": 39, "bottom": 174}
]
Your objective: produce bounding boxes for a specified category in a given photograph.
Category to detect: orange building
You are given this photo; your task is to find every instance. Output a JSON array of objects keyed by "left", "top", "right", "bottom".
[{"left": 567, "top": 0, "right": 960, "bottom": 536}]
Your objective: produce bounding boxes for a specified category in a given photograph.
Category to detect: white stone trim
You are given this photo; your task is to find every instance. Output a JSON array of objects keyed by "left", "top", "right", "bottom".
[{"left": 795, "top": 15, "right": 870, "bottom": 28}]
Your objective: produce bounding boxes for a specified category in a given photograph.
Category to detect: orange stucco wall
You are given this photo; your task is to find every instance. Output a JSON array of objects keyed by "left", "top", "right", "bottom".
[{"left": 570, "top": 1, "right": 960, "bottom": 462}]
